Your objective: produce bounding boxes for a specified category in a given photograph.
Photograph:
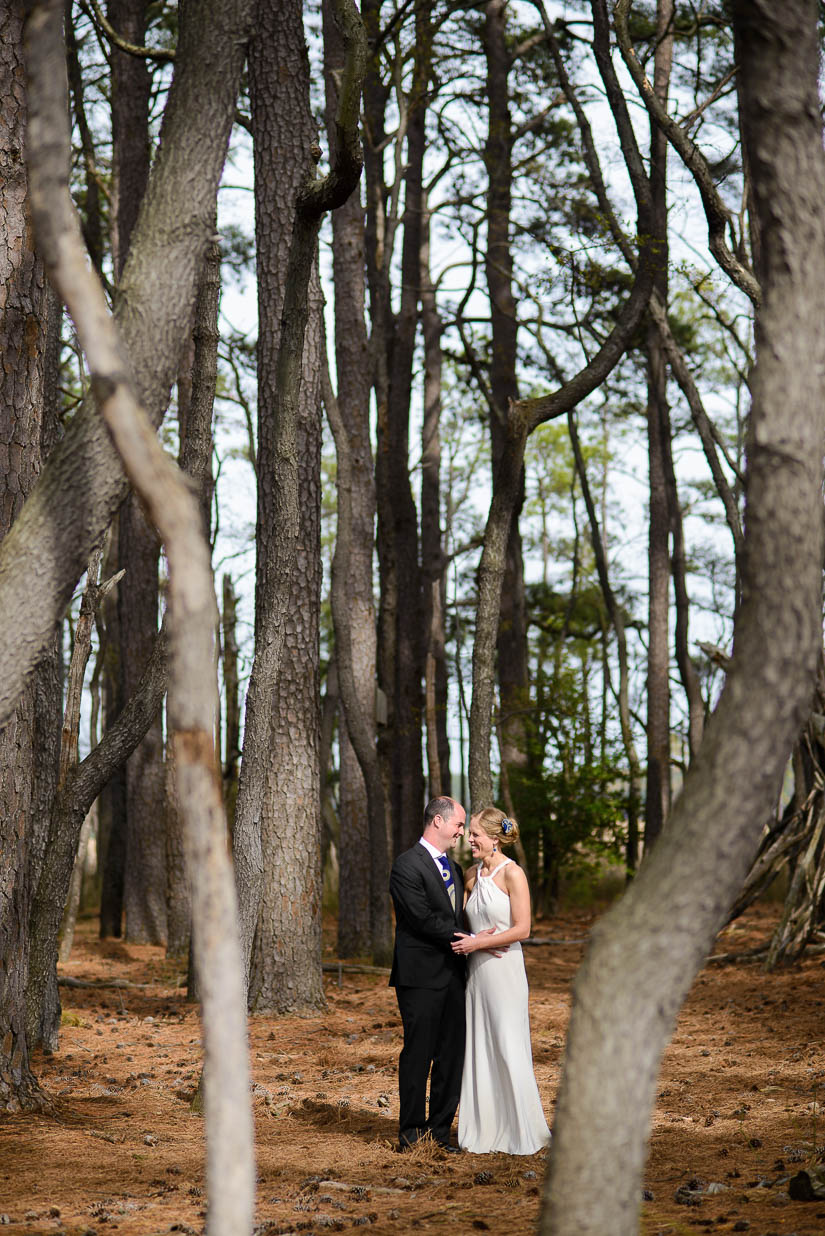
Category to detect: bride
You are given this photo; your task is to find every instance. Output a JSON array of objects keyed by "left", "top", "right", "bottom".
[{"left": 451, "top": 808, "right": 551, "bottom": 1155}]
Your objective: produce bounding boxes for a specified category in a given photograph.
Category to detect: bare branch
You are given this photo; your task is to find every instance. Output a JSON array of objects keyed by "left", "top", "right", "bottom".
[
  {"left": 613, "top": 0, "right": 760, "bottom": 307},
  {"left": 81, "top": 0, "right": 175, "bottom": 62}
]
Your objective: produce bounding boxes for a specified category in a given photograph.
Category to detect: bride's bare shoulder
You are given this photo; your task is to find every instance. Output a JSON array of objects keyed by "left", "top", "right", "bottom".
[{"left": 503, "top": 859, "right": 528, "bottom": 890}]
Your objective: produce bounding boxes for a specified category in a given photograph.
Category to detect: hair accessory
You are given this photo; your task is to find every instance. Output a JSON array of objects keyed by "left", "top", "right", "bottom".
[{"left": 501, "top": 818, "right": 512, "bottom": 835}]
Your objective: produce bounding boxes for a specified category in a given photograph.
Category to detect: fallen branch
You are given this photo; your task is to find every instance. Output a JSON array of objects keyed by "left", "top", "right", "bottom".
[{"left": 57, "top": 976, "right": 151, "bottom": 990}]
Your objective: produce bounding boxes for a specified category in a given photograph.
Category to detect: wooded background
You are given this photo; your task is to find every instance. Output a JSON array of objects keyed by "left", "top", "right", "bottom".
[{"left": 3, "top": 2, "right": 825, "bottom": 1233}]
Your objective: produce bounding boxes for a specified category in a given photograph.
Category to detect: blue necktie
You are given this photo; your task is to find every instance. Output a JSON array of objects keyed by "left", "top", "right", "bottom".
[{"left": 436, "top": 854, "right": 456, "bottom": 909}]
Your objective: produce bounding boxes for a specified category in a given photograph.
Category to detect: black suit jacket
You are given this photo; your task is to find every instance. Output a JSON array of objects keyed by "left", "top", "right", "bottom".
[{"left": 389, "top": 842, "right": 466, "bottom": 989}]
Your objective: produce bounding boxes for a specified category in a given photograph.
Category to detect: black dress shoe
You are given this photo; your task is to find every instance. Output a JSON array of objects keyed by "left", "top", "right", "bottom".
[{"left": 437, "top": 1142, "right": 463, "bottom": 1153}]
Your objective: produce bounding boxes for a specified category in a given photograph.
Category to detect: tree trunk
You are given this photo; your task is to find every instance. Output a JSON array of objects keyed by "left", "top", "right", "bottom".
[
  {"left": 4, "top": 0, "right": 254, "bottom": 1121},
  {"left": 420, "top": 200, "right": 450, "bottom": 798},
  {"left": 58, "top": 803, "right": 95, "bottom": 964},
  {"left": 469, "top": 0, "right": 657, "bottom": 809},
  {"left": 482, "top": 0, "right": 530, "bottom": 797},
  {"left": 27, "top": 547, "right": 101, "bottom": 1051},
  {"left": 0, "top": 0, "right": 255, "bottom": 730},
  {"left": 165, "top": 229, "right": 220, "bottom": 961},
  {"left": 24, "top": 2, "right": 257, "bottom": 1222},
  {"left": 367, "top": 0, "right": 428, "bottom": 855},
  {"left": 323, "top": 0, "right": 380, "bottom": 960},
  {"left": 120, "top": 496, "right": 166, "bottom": 944},
  {"left": 98, "top": 526, "right": 127, "bottom": 938},
  {"left": 221, "top": 573, "right": 240, "bottom": 829},
  {"left": 27, "top": 608, "right": 176, "bottom": 1054},
  {"left": 106, "top": 0, "right": 166, "bottom": 946},
  {"left": 108, "top": 0, "right": 150, "bottom": 283},
  {"left": 542, "top": 5, "right": 825, "bottom": 1231},
  {"left": 236, "top": 0, "right": 367, "bottom": 1001},
  {"left": 643, "top": 0, "right": 674, "bottom": 850},
  {"left": 0, "top": 0, "right": 50, "bottom": 1109}
]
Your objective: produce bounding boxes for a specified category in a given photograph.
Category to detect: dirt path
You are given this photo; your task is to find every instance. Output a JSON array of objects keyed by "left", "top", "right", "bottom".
[{"left": 1, "top": 905, "right": 824, "bottom": 1235}]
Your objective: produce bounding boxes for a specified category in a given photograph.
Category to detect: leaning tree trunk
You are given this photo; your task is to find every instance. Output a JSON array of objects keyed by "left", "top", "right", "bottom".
[
  {"left": 26, "top": 547, "right": 120, "bottom": 1052},
  {"left": 541, "top": 5, "right": 825, "bottom": 1233},
  {"left": 2, "top": 0, "right": 254, "bottom": 1133},
  {"left": 24, "top": 4, "right": 257, "bottom": 1228},
  {"left": 0, "top": 0, "right": 255, "bottom": 729}
]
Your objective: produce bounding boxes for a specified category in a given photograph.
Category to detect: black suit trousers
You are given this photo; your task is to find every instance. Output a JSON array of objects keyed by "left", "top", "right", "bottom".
[{"left": 395, "top": 972, "right": 465, "bottom": 1147}]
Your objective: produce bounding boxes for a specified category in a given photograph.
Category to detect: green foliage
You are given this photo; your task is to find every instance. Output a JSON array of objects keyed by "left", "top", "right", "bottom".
[{"left": 510, "top": 725, "right": 627, "bottom": 913}]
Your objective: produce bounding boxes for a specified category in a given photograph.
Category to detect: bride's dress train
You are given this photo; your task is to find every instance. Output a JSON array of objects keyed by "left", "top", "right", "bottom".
[{"left": 458, "top": 859, "right": 551, "bottom": 1155}]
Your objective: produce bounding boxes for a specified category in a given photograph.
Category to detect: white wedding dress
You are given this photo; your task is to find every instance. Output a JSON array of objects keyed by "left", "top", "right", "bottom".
[{"left": 458, "top": 858, "right": 551, "bottom": 1155}]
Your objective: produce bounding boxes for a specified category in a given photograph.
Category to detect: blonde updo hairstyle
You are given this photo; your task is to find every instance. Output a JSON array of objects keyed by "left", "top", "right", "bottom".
[{"left": 475, "top": 807, "right": 520, "bottom": 848}]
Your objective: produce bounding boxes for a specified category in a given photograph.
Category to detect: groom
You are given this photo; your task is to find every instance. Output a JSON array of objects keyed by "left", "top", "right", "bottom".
[{"left": 389, "top": 796, "right": 467, "bottom": 1152}]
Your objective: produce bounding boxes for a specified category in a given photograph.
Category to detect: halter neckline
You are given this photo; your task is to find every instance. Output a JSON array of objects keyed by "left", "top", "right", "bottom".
[{"left": 477, "top": 857, "right": 511, "bottom": 879}]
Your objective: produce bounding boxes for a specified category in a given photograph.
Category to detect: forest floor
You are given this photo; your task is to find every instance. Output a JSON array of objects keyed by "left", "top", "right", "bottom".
[{"left": 2, "top": 903, "right": 825, "bottom": 1236}]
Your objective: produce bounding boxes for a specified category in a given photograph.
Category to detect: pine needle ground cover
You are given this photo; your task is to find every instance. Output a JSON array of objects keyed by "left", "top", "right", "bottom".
[{"left": 1, "top": 905, "right": 823, "bottom": 1236}]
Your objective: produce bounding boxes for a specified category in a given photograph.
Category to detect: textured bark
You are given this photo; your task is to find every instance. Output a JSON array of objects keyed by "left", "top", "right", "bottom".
[
  {"left": 0, "top": 0, "right": 50, "bottom": 1110},
  {"left": 26, "top": 610, "right": 168, "bottom": 1055},
  {"left": 164, "top": 737, "right": 190, "bottom": 959},
  {"left": 24, "top": 2, "right": 256, "bottom": 1225},
  {"left": 361, "top": 0, "right": 394, "bottom": 844},
  {"left": 643, "top": 0, "right": 674, "bottom": 849},
  {"left": 107, "top": 0, "right": 165, "bottom": 947},
  {"left": 238, "top": 0, "right": 367, "bottom": 1005},
  {"left": 323, "top": 341, "right": 392, "bottom": 965},
  {"left": 323, "top": 0, "right": 386, "bottom": 962},
  {"left": 120, "top": 497, "right": 166, "bottom": 944},
  {"left": 165, "top": 231, "right": 220, "bottom": 960},
  {"left": 667, "top": 456, "right": 705, "bottom": 761},
  {"left": 420, "top": 202, "right": 450, "bottom": 798},
  {"left": 367, "top": 0, "right": 427, "bottom": 856},
  {"left": 481, "top": 0, "right": 529, "bottom": 786},
  {"left": 97, "top": 526, "right": 127, "bottom": 939},
  {"left": 542, "top": 4, "right": 825, "bottom": 1231},
  {"left": 0, "top": 0, "right": 254, "bottom": 729},
  {"left": 26, "top": 548, "right": 117, "bottom": 1051},
  {"left": 221, "top": 574, "right": 240, "bottom": 828},
  {"left": 108, "top": 0, "right": 151, "bottom": 283}
]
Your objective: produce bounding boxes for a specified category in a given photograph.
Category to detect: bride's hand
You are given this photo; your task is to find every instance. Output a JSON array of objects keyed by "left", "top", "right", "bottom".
[
  {"left": 451, "top": 932, "right": 476, "bottom": 954},
  {"left": 477, "top": 926, "right": 510, "bottom": 957}
]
